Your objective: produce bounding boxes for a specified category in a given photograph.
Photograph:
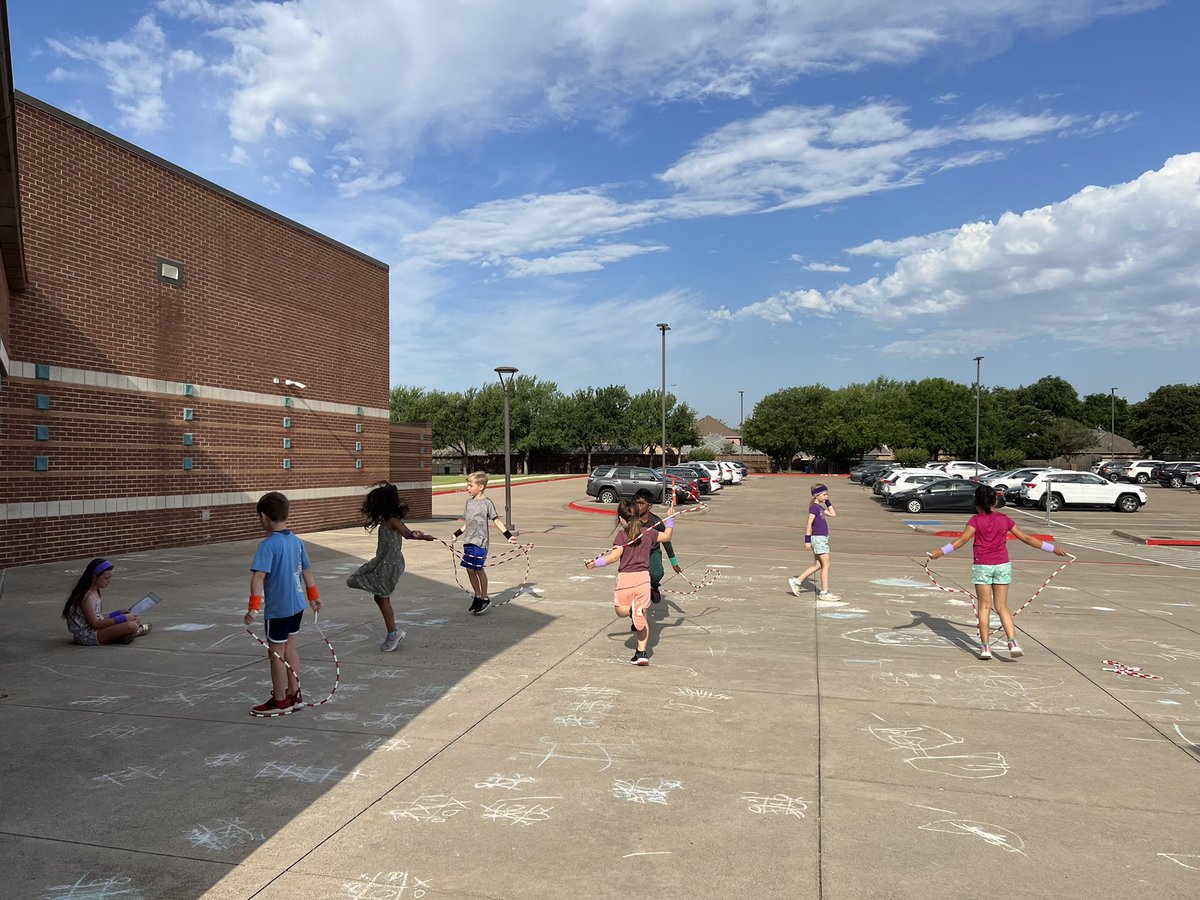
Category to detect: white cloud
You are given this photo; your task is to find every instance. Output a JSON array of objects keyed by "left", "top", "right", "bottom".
[
  {"left": 287, "top": 156, "right": 315, "bottom": 176},
  {"left": 402, "top": 100, "right": 1109, "bottom": 274},
  {"left": 804, "top": 262, "right": 850, "bottom": 273},
  {"left": 228, "top": 145, "right": 249, "bottom": 165},
  {"left": 506, "top": 243, "right": 668, "bottom": 277},
  {"left": 151, "top": 0, "right": 1159, "bottom": 160},
  {"left": 728, "top": 154, "right": 1200, "bottom": 348},
  {"left": 48, "top": 16, "right": 172, "bottom": 133}
]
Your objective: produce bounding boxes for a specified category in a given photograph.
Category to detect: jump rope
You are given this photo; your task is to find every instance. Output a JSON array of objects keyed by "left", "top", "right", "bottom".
[
  {"left": 589, "top": 502, "right": 723, "bottom": 597},
  {"left": 921, "top": 553, "right": 1076, "bottom": 643},
  {"left": 244, "top": 612, "right": 340, "bottom": 718},
  {"left": 242, "top": 501, "right": 716, "bottom": 716}
]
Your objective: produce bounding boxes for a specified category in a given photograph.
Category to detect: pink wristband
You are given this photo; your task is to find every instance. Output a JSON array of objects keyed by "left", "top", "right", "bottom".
[
  {"left": 940, "top": 544, "right": 955, "bottom": 556},
  {"left": 593, "top": 556, "right": 607, "bottom": 568},
  {"left": 1041, "top": 541, "right": 1055, "bottom": 553}
]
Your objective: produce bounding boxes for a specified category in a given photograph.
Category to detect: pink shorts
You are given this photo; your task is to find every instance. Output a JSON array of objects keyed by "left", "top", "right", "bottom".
[{"left": 615, "top": 571, "right": 652, "bottom": 630}]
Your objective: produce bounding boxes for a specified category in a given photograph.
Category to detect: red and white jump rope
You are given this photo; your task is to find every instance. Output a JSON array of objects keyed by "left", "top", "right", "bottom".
[
  {"left": 922, "top": 545, "right": 1075, "bottom": 643},
  {"left": 585, "top": 504, "right": 721, "bottom": 597},
  {"left": 437, "top": 536, "right": 536, "bottom": 599},
  {"left": 244, "top": 610, "right": 340, "bottom": 719}
]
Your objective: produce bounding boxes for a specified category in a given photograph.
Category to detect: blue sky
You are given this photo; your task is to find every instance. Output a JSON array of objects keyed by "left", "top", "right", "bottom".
[{"left": 10, "top": 1, "right": 1200, "bottom": 424}]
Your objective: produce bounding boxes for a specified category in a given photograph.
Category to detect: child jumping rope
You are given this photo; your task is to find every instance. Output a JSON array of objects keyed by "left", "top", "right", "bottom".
[
  {"left": 927, "top": 484, "right": 1069, "bottom": 660},
  {"left": 585, "top": 498, "right": 675, "bottom": 666},
  {"left": 453, "top": 471, "right": 517, "bottom": 615},
  {"left": 348, "top": 482, "right": 437, "bottom": 652},
  {"left": 244, "top": 492, "right": 321, "bottom": 714}
]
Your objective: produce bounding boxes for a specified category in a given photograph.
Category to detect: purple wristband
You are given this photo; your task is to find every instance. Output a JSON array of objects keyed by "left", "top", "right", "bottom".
[
  {"left": 940, "top": 544, "right": 955, "bottom": 556},
  {"left": 593, "top": 556, "right": 608, "bottom": 568},
  {"left": 663, "top": 516, "right": 675, "bottom": 528},
  {"left": 1041, "top": 541, "right": 1055, "bottom": 553},
  {"left": 111, "top": 612, "right": 127, "bottom": 624}
]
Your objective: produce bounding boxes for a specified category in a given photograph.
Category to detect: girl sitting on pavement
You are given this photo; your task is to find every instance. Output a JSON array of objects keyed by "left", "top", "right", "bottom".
[{"left": 62, "top": 559, "right": 151, "bottom": 645}]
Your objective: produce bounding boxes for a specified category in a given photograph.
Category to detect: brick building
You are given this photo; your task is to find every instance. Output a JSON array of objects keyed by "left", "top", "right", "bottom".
[{"left": 0, "top": 44, "right": 429, "bottom": 566}]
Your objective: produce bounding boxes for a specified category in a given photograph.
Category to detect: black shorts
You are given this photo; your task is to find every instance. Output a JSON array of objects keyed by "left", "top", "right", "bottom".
[{"left": 265, "top": 610, "right": 304, "bottom": 644}]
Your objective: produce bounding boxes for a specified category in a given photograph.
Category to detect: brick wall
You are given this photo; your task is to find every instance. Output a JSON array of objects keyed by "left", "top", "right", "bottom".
[
  {"left": 389, "top": 421, "right": 432, "bottom": 519},
  {"left": 0, "top": 97, "right": 399, "bottom": 567}
]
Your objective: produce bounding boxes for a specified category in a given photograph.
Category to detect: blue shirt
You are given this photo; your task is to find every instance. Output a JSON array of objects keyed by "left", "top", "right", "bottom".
[{"left": 251, "top": 530, "right": 311, "bottom": 618}]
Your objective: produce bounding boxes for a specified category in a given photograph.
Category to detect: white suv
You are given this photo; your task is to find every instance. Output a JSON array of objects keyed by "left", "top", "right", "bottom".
[
  {"left": 1020, "top": 471, "right": 1147, "bottom": 513},
  {"left": 1116, "top": 460, "right": 1165, "bottom": 485},
  {"left": 941, "top": 460, "right": 992, "bottom": 478}
]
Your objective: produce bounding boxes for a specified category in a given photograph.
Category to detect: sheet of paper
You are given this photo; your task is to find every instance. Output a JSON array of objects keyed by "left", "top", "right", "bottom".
[{"left": 128, "top": 592, "right": 162, "bottom": 616}]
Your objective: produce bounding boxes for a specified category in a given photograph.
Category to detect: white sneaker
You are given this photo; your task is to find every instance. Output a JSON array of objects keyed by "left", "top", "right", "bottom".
[
  {"left": 817, "top": 591, "right": 841, "bottom": 601},
  {"left": 788, "top": 577, "right": 802, "bottom": 597},
  {"left": 380, "top": 630, "right": 406, "bottom": 652}
]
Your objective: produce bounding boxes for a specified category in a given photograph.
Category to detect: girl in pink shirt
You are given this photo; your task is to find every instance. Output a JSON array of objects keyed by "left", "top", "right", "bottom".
[{"left": 928, "top": 485, "right": 1068, "bottom": 660}]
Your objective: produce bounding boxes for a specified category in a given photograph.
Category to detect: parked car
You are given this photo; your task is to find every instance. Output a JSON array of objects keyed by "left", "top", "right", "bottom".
[
  {"left": 1093, "top": 460, "right": 1125, "bottom": 481},
  {"left": 1090, "top": 459, "right": 1119, "bottom": 474},
  {"left": 586, "top": 465, "right": 672, "bottom": 503},
  {"left": 1114, "top": 460, "right": 1165, "bottom": 484},
  {"left": 924, "top": 462, "right": 947, "bottom": 470},
  {"left": 1186, "top": 470, "right": 1200, "bottom": 490},
  {"left": 1156, "top": 462, "right": 1200, "bottom": 488},
  {"left": 1019, "top": 471, "right": 1146, "bottom": 512},
  {"left": 650, "top": 468, "right": 700, "bottom": 502},
  {"left": 888, "top": 478, "right": 1002, "bottom": 513},
  {"left": 691, "top": 460, "right": 728, "bottom": 487},
  {"left": 880, "top": 471, "right": 946, "bottom": 497},
  {"left": 941, "top": 460, "right": 993, "bottom": 478},
  {"left": 850, "top": 461, "right": 892, "bottom": 483},
  {"left": 717, "top": 461, "right": 743, "bottom": 483},
  {"left": 982, "top": 467, "right": 1057, "bottom": 502},
  {"left": 663, "top": 465, "right": 712, "bottom": 495}
]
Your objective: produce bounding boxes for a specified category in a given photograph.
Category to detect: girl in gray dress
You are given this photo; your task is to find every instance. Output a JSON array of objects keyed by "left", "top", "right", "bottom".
[{"left": 348, "top": 483, "right": 436, "bottom": 651}]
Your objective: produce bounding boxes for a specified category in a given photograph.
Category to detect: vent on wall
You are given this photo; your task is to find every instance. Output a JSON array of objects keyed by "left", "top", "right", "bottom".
[{"left": 158, "top": 256, "right": 185, "bottom": 286}]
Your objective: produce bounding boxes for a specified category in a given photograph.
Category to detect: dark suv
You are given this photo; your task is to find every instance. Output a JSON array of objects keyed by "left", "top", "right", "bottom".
[
  {"left": 850, "top": 461, "right": 891, "bottom": 484},
  {"left": 665, "top": 464, "right": 712, "bottom": 495},
  {"left": 586, "top": 466, "right": 670, "bottom": 503},
  {"left": 1156, "top": 462, "right": 1200, "bottom": 488}
]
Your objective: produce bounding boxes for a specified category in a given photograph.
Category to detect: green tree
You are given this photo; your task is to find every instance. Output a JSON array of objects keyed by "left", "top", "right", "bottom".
[
  {"left": 626, "top": 389, "right": 663, "bottom": 455},
  {"left": 741, "top": 386, "right": 833, "bottom": 471},
  {"left": 563, "top": 385, "right": 630, "bottom": 471},
  {"left": 892, "top": 447, "right": 928, "bottom": 468},
  {"left": 686, "top": 446, "right": 716, "bottom": 461},
  {"left": 667, "top": 400, "right": 702, "bottom": 463},
  {"left": 813, "top": 380, "right": 912, "bottom": 464},
  {"left": 430, "top": 388, "right": 478, "bottom": 473},
  {"left": 389, "top": 385, "right": 432, "bottom": 423},
  {"left": 1130, "top": 384, "right": 1200, "bottom": 457},
  {"left": 990, "top": 447, "right": 1027, "bottom": 469},
  {"left": 906, "top": 378, "right": 975, "bottom": 458},
  {"left": 1015, "top": 376, "right": 1082, "bottom": 420},
  {"left": 1024, "top": 417, "right": 1095, "bottom": 461},
  {"left": 1080, "top": 392, "right": 1131, "bottom": 435}
]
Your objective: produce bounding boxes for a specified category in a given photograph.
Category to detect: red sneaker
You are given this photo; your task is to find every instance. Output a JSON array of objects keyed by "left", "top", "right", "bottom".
[
  {"left": 251, "top": 696, "right": 289, "bottom": 714},
  {"left": 286, "top": 690, "right": 303, "bottom": 708}
]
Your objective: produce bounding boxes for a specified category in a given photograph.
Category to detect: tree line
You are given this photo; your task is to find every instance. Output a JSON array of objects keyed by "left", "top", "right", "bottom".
[
  {"left": 390, "top": 378, "right": 701, "bottom": 473},
  {"left": 741, "top": 376, "right": 1200, "bottom": 470}
]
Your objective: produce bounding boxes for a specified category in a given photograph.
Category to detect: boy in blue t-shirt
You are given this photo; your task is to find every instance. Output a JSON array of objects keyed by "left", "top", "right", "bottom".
[{"left": 244, "top": 491, "right": 320, "bottom": 714}]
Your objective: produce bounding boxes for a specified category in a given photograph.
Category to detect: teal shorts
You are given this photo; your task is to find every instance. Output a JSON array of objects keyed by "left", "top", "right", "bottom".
[{"left": 971, "top": 562, "right": 1013, "bottom": 585}]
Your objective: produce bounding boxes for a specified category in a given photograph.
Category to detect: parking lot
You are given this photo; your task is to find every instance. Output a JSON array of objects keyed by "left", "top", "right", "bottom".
[{"left": 3, "top": 474, "right": 1199, "bottom": 898}]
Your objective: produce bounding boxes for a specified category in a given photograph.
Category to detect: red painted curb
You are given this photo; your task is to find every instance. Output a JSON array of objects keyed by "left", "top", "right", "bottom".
[
  {"left": 1145, "top": 539, "right": 1200, "bottom": 546},
  {"left": 756, "top": 473, "right": 850, "bottom": 477},
  {"left": 432, "top": 474, "right": 587, "bottom": 496},
  {"left": 568, "top": 500, "right": 617, "bottom": 516}
]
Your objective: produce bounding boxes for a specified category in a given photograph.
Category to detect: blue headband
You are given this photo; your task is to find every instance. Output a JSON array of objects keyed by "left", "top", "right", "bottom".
[{"left": 92, "top": 561, "right": 113, "bottom": 576}]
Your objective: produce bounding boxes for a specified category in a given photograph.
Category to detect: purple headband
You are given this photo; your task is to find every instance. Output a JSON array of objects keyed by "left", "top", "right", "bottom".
[
  {"left": 92, "top": 560, "right": 113, "bottom": 576},
  {"left": 811, "top": 484, "right": 828, "bottom": 496}
]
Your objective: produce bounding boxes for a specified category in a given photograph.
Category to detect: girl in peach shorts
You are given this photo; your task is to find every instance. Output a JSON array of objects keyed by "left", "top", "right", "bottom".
[{"left": 585, "top": 499, "right": 675, "bottom": 666}]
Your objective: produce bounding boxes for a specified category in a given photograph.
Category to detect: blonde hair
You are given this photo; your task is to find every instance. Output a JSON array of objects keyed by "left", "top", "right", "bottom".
[{"left": 467, "top": 471, "right": 489, "bottom": 488}]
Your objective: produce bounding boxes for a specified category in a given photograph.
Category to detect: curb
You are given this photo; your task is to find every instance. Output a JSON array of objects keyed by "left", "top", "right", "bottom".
[
  {"left": 568, "top": 500, "right": 617, "bottom": 517},
  {"left": 432, "top": 474, "right": 586, "bottom": 496},
  {"left": 1113, "top": 529, "right": 1200, "bottom": 547}
]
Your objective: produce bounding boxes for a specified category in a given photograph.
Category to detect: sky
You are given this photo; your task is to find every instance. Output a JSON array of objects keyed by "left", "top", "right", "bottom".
[{"left": 9, "top": 0, "right": 1200, "bottom": 424}]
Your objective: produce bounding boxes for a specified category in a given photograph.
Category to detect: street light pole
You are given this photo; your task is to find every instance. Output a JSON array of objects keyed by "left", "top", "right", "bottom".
[
  {"left": 495, "top": 366, "right": 519, "bottom": 531},
  {"left": 657, "top": 323, "right": 670, "bottom": 503},
  {"left": 973, "top": 356, "right": 984, "bottom": 471},
  {"left": 1110, "top": 387, "right": 1117, "bottom": 459},
  {"left": 739, "top": 390, "right": 744, "bottom": 472}
]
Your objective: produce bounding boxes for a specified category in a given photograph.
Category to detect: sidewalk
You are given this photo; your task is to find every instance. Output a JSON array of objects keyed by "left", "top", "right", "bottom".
[{"left": 2, "top": 477, "right": 1199, "bottom": 898}]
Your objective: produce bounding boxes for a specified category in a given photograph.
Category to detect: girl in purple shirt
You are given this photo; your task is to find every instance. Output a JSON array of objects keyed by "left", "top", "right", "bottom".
[{"left": 928, "top": 485, "right": 1068, "bottom": 660}]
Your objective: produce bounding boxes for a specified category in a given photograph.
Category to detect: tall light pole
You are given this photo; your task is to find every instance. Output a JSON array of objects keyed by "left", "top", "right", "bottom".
[
  {"left": 739, "top": 390, "right": 745, "bottom": 472},
  {"left": 973, "top": 356, "right": 984, "bottom": 471},
  {"left": 1110, "top": 387, "right": 1117, "bottom": 459},
  {"left": 657, "top": 323, "right": 670, "bottom": 503},
  {"left": 495, "top": 366, "right": 518, "bottom": 531}
]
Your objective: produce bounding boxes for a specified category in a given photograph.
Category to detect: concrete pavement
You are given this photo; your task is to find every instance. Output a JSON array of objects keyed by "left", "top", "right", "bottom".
[{"left": 2, "top": 476, "right": 1199, "bottom": 898}]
